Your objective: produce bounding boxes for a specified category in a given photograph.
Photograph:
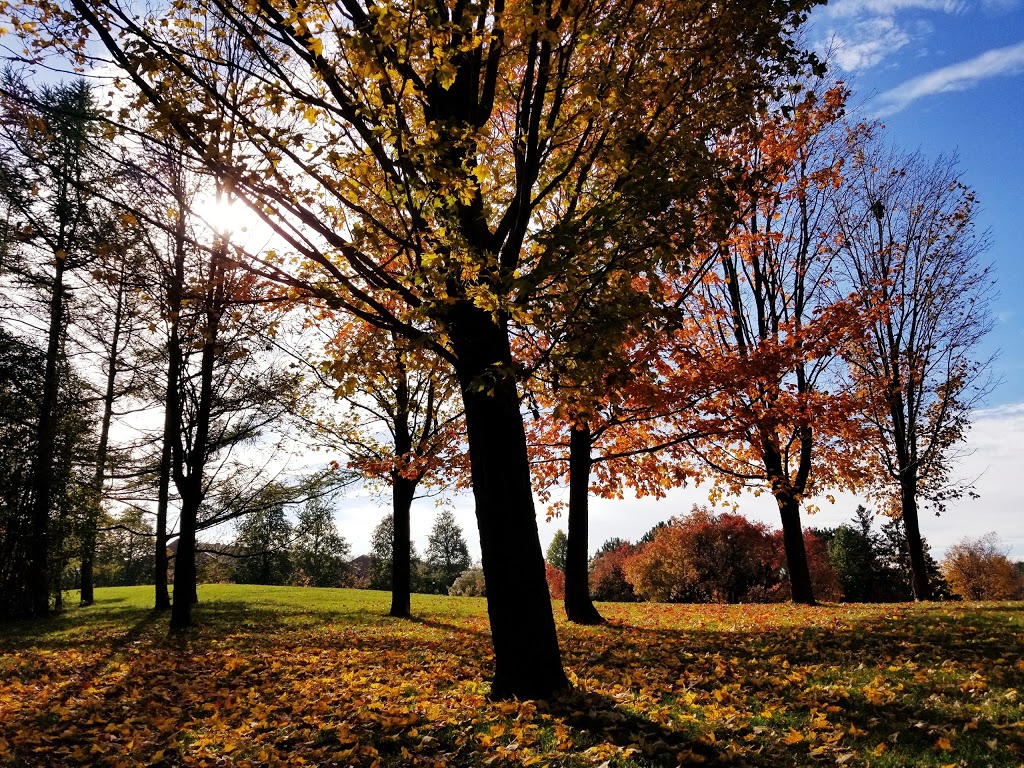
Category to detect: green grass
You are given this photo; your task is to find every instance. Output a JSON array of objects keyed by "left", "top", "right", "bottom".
[{"left": 2, "top": 586, "right": 1022, "bottom": 767}]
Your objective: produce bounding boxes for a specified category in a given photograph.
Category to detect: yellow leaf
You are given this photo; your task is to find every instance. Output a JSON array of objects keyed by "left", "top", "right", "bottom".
[
  {"left": 783, "top": 729, "right": 803, "bottom": 745},
  {"left": 304, "top": 106, "right": 318, "bottom": 125},
  {"left": 309, "top": 37, "right": 323, "bottom": 56},
  {"left": 935, "top": 736, "right": 953, "bottom": 751}
]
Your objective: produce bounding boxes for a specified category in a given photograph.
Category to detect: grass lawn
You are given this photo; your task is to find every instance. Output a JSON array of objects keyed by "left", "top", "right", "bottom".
[{"left": 1, "top": 585, "right": 1022, "bottom": 767}]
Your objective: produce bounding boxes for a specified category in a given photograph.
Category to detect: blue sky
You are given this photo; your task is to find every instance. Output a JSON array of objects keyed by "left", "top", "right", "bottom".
[{"left": 808, "top": 0, "right": 1024, "bottom": 404}]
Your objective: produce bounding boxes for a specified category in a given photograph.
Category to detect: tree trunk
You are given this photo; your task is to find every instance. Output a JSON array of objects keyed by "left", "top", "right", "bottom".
[
  {"left": 449, "top": 304, "right": 568, "bottom": 700},
  {"left": 390, "top": 474, "right": 414, "bottom": 618},
  {"left": 28, "top": 252, "right": 66, "bottom": 616},
  {"left": 169, "top": 237, "right": 224, "bottom": 629},
  {"left": 564, "top": 424, "right": 604, "bottom": 624},
  {"left": 81, "top": 266, "right": 127, "bottom": 607},
  {"left": 777, "top": 494, "right": 815, "bottom": 606},
  {"left": 899, "top": 475, "right": 932, "bottom": 600},
  {"left": 169, "top": 494, "right": 198, "bottom": 629}
]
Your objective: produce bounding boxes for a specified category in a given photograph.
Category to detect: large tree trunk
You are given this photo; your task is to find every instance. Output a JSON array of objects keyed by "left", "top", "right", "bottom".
[
  {"left": 777, "top": 493, "right": 815, "bottom": 605},
  {"left": 169, "top": 491, "right": 198, "bottom": 629},
  {"left": 390, "top": 474, "right": 414, "bottom": 618},
  {"left": 564, "top": 424, "right": 604, "bottom": 625},
  {"left": 449, "top": 304, "right": 568, "bottom": 700},
  {"left": 899, "top": 474, "right": 932, "bottom": 600},
  {"left": 28, "top": 253, "right": 67, "bottom": 616}
]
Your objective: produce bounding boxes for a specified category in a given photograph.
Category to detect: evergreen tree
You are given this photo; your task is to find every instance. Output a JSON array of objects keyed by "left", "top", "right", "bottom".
[{"left": 424, "top": 510, "right": 471, "bottom": 594}]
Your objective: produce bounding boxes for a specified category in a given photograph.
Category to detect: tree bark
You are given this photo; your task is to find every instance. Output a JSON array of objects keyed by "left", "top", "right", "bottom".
[
  {"left": 28, "top": 252, "right": 66, "bottom": 616},
  {"left": 900, "top": 474, "right": 932, "bottom": 600},
  {"left": 449, "top": 304, "right": 569, "bottom": 700},
  {"left": 777, "top": 494, "right": 815, "bottom": 605},
  {"left": 390, "top": 474, "right": 414, "bottom": 618},
  {"left": 564, "top": 424, "right": 604, "bottom": 625}
]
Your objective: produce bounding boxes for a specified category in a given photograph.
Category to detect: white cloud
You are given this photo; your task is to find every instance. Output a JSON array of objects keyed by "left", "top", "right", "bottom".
[
  {"left": 831, "top": 18, "right": 913, "bottom": 70},
  {"left": 823, "top": 0, "right": 966, "bottom": 19},
  {"left": 875, "top": 41, "right": 1024, "bottom": 113}
]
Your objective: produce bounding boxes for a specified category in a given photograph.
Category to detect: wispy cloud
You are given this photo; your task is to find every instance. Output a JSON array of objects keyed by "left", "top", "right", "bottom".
[
  {"left": 823, "top": 0, "right": 966, "bottom": 19},
  {"left": 875, "top": 41, "right": 1024, "bottom": 113},
  {"left": 830, "top": 18, "right": 912, "bottom": 71}
]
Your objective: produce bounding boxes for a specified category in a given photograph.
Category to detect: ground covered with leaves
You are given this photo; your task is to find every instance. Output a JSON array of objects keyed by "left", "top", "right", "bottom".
[{"left": 1, "top": 586, "right": 1021, "bottom": 767}]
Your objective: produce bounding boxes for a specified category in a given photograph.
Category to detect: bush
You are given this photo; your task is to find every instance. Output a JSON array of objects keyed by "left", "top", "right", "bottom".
[
  {"left": 448, "top": 568, "right": 486, "bottom": 597},
  {"left": 589, "top": 541, "right": 636, "bottom": 602}
]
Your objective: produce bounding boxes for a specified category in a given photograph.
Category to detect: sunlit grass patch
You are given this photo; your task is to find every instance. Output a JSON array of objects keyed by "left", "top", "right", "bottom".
[{"left": 1, "top": 585, "right": 1022, "bottom": 766}]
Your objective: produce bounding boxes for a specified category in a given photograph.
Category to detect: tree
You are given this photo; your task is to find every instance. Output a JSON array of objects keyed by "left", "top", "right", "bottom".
[
  {"left": 682, "top": 85, "right": 872, "bottom": 605},
  {"left": 834, "top": 146, "right": 995, "bottom": 600},
  {"left": 588, "top": 540, "right": 636, "bottom": 603},
  {"left": 622, "top": 507, "right": 780, "bottom": 603},
  {"left": 0, "top": 331, "right": 92, "bottom": 617},
  {"left": 291, "top": 499, "right": 350, "bottom": 587},
  {"left": 545, "top": 529, "right": 568, "bottom": 573},
  {"left": 315, "top": 318, "right": 463, "bottom": 617},
  {"left": 941, "top": 533, "right": 1024, "bottom": 601},
  {"left": 825, "top": 505, "right": 889, "bottom": 602},
  {"left": 369, "top": 513, "right": 420, "bottom": 593},
  {"left": 449, "top": 568, "right": 486, "bottom": 598},
  {"left": 877, "top": 516, "right": 949, "bottom": 600},
  {"left": 232, "top": 503, "right": 293, "bottom": 586},
  {"left": 25, "top": 0, "right": 825, "bottom": 697},
  {"left": 0, "top": 75, "right": 102, "bottom": 615},
  {"left": 424, "top": 510, "right": 471, "bottom": 595}
]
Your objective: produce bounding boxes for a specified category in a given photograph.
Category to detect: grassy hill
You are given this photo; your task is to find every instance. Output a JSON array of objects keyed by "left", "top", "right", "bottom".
[{"left": 1, "top": 585, "right": 1022, "bottom": 766}]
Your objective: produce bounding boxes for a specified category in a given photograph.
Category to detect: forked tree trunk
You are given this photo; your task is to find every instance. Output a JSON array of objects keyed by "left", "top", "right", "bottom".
[
  {"left": 777, "top": 494, "right": 815, "bottom": 606},
  {"left": 449, "top": 305, "right": 569, "bottom": 700},
  {"left": 564, "top": 424, "right": 604, "bottom": 624},
  {"left": 390, "top": 474, "right": 415, "bottom": 618}
]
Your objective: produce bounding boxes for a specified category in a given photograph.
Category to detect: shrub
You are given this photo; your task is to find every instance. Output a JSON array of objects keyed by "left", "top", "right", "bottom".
[{"left": 448, "top": 568, "right": 486, "bottom": 597}]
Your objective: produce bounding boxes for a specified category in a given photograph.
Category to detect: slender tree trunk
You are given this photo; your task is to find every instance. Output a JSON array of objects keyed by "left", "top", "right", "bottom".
[
  {"left": 81, "top": 268, "right": 127, "bottom": 606},
  {"left": 777, "top": 493, "right": 815, "bottom": 605},
  {"left": 169, "top": 238, "right": 224, "bottom": 629},
  {"left": 449, "top": 304, "right": 568, "bottom": 700},
  {"left": 390, "top": 474, "right": 414, "bottom": 618},
  {"left": 155, "top": 160, "right": 188, "bottom": 612},
  {"left": 899, "top": 474, "right": 932, "bottom": 600},
  {"left": 28, "top": 253, "right": 67, "bottom": 616},
  {"left": 564, "top": 424, "right": 604, "bottom": 624}
]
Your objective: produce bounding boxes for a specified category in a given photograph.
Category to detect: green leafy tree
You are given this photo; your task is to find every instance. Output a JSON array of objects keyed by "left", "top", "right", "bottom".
[
  {"left": 546, "top": 530, "right": 568, "bottom": 573},
  {"left": 424, "top": 510, "right": 471, "bottom": 594},
  {"left": 291, "top": 499, "right": 351, "bottom": 587},
  {"left": 232, "top": 504, "right": 293, "bottom": 586}
]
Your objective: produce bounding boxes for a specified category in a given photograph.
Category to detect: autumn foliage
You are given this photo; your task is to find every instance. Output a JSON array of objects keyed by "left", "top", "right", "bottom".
[
  {"left": 620, "top": 506, "right": 840, "bottom": 604},
  {"left": 941, "top": 533, "right": 1024, "bottom": 600}
]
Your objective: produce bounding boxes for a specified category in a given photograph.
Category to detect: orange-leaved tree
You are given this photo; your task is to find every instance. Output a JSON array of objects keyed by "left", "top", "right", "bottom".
[
  {"left": 13, "top": 0, "right": 825, "bottom": 697},
  {"left": 315, "top": 315, "right": 464, "bottom": 618},
  {"left": 679, "top": 85, "right": 874, "bottom": 604}
]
